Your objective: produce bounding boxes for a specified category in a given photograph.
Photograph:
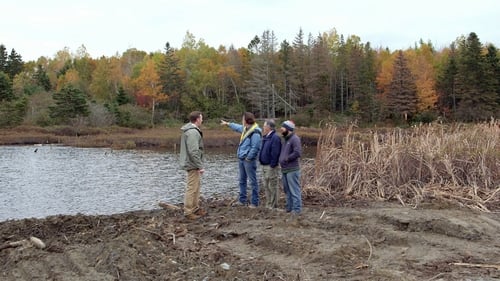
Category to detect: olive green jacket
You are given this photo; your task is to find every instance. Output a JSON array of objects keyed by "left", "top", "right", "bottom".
[{"left": 179, "top": 123, "right": 204, "bottom": 171}]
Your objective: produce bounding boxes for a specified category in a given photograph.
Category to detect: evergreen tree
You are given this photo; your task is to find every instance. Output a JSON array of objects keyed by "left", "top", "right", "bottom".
[
  {"left": 386, "top": 51, "right": 418, "bottom": 121},
  {"left": 454, "top": 32, "right": 497, "bottom": 121},
  {"left": 159, "top": 42, "right": 184, "bottom": 118},
  {"left": 309, "top": 34, "right": 333, "bottom": 112},
  {"left": 6, "top": 49, "right": 24, "bottom": 79},
  {"left": 49, "top": 84, "right": 89, "bottom": 124},
  {"left": 34, "top": 64, "right": 52, "bottom": 91},
  {"left": 0, "top": 44, "right": 7, "bottom": 73},
  {"left": 436, "top": 44, "right": 459, "bottom": 118},
  {"left": 483, "top": 44, "right": 500, "bottom": 118},
  {"left": 356, "top": 42, "right": 378, "bottom": 123},
  {"left": 116, "top": 85, "right": 130, "bottom": 105},
  {"left": 0, "top": 96, "right": 27, "bottom": 128},
  {"left": 0, "top": 71, "right": 14, "bottom": 101}
]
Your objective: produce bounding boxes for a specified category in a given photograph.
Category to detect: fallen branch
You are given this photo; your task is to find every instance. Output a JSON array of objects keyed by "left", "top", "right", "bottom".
[
  {"left": 362, "top": 235, "right": 373, "bottom": 262},
  {"left": 0, "top": 236, "right": 45, "bottom": 251},
  {"left": 133, "top": 227, "right": 176, "bottom": 244},
  {"left": 0, "top": 240, "right": 27, "bottom": 250},
  {"left": 451, "top": 262, "right": 500, "bottom": 270}
]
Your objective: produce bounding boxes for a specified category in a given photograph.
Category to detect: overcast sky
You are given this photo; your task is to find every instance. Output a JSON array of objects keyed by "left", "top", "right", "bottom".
[{"left": 2, "top": 0, "right": 499, "bottom": 61}]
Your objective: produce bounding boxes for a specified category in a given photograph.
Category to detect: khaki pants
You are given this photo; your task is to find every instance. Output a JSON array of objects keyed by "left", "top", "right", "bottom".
[
  {"left": 261, "top": 165, "right": 280, "bottom": 208},
  {"left": 184, "top": 169, "right": 201, "bottom": 215}
]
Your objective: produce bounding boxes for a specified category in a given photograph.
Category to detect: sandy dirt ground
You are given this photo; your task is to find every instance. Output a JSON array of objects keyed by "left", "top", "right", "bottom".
[{"left": 1, "top": 197, "right": 499, "bottom": 281}]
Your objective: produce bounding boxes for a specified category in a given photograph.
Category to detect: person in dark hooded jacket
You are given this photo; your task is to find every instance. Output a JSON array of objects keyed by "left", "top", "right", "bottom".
[{"left": 279, "top": 120, "right": 302, "bottom": 214}]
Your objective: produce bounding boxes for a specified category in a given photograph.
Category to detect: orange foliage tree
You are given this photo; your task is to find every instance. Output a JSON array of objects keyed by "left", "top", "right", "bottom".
[{"left": 133, "top": 56, "right": 168, "bottom": 127}]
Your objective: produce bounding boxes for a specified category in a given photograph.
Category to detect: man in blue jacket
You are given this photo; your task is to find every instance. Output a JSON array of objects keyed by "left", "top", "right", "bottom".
[
  {"left": 259, "top": 119, "right": 282, "bottom": 209},
  {"left": 279, "top": 120, "right": 302, "bottom": 214},
  {"left": 221, "top": 112, "right": 262, "bottom": 207}
]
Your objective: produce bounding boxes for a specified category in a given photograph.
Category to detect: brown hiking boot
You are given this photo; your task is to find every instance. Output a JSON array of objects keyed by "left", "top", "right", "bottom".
[
  {"left": 195, "top": 209, "right": 207, "bottom": 216},
  {"left": 185, "top": 213, "right": 201, "bottom": 220}
]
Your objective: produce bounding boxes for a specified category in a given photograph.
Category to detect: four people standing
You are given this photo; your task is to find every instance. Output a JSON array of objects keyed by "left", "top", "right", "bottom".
[
  {"left": 221, "top": 112, "right": 262, "bottom": 207},
  {"left": 258, "top": 119, "right": 282, "bottom": 209}
]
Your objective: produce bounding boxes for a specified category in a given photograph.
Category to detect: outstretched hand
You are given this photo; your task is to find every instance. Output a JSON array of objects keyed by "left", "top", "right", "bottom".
[{"left": 220, "top": 120, "right": 229, "bottom": 126}]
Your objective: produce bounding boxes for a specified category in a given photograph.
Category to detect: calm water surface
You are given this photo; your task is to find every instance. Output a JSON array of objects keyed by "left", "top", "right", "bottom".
[{"left": 0, "top": 145, "right": 239, "bottom": 221}]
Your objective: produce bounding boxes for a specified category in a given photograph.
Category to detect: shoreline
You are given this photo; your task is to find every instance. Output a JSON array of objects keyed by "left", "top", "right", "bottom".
[{"left": 0, "top": 125, "right": 321, "bottom": 149}]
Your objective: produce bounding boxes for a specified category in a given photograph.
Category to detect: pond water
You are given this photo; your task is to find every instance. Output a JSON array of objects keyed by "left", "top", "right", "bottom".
[{"left": 0, "top": 145, "right": 240, "bottom": 222}]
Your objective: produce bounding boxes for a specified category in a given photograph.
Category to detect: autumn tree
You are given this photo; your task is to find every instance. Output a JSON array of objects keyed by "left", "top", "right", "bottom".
[
  {"left": 89, "top": 57, "right": 114, "bottom": 103},
  {"left": 386, "top": 51, "right": 418, "bottom": 121},
  {"left": 133, "top": 56, "right": 168, "bottom": 127}
]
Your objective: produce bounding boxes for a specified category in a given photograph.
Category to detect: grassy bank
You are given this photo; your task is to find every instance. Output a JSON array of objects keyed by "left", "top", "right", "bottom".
[{"left": 0, "top": 125, "right": 321, "bottom": 150}]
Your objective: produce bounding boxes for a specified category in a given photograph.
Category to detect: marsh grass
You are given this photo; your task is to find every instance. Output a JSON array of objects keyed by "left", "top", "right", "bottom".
[{"left": 303, "top": 120, "right": 499, "bottom": 212}]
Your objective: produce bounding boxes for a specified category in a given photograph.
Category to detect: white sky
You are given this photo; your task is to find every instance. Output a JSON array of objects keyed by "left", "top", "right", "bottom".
[{"left": 2, "top": 0, "right": 499, "bottom": 61}]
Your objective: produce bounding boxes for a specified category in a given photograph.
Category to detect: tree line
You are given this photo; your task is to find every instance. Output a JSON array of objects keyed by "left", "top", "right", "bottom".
[{"left": 0, "top": 29, "right": 498, "bottom": 129}]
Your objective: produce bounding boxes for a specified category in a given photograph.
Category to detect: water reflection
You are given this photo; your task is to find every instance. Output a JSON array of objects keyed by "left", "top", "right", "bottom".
[{"left": 0, "top": 146, "right": 239, "bottom": 221}]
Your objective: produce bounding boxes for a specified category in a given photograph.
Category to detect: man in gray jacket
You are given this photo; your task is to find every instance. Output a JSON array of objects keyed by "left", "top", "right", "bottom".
[
  {"left": 279, "top": 120, "right": 302, "bottom": 214},
  {"left": 179, "top": 111, "right": 205, "bottom": 220}
]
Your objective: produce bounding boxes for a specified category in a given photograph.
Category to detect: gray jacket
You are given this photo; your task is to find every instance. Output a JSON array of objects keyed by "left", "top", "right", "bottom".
[{"left": 179, "top": 123, "right": 204, "bottom": 171}]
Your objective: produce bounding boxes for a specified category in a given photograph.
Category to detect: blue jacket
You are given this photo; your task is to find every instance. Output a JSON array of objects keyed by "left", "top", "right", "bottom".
[
  {"left": 279, "top": 132, "right": 301, "bottom": 172},
  {"left": 228, "top": 123, "right": 262, "bottom": 161},
  {"left": 259, "top": 130, "right": 281, "bottom": 168}
]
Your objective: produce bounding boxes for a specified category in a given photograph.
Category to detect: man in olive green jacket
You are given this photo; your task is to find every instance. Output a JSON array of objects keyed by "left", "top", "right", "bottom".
[{"left": 179, "top": 111, "right": 205, "bottom": 220}]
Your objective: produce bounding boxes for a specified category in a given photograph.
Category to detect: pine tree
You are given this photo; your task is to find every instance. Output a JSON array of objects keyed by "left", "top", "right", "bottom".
[
  {"left": 0, "top": 44, "right": 7, "bottom": 73},
  {"left": 34, "top": 64, "right": 52, "bottom": 91},
  {"left": 49, "top": 84, "right": 89, "bottom": 124},
  {"left": 0, "top": 71, "right": 13, "bottom": 101},
  {"left": 159, "top": 42, "right": 184, "bottom": 117},
  {"left": 386, "top": 51, "right": 418, "bottom": 121},
  {"left": 6, "top": 48, "right": 23, "bottom": 79},
  {"left": 454, "top": 32, "right": 497, "bottom": 121},
  {"left": 436, "top": 44, "right": 459, "bottom": 118},
  {"left": 116, "top": 86, "right": 130, "bottom": 105}
]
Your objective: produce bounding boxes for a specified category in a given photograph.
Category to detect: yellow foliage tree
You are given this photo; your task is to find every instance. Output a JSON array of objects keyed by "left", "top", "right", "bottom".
[
  {"left": 405, "top": 43, "right": 438, "bottom": 112},
  {"left": 134, "top": 57, "right": 168, "bottom": 127}
]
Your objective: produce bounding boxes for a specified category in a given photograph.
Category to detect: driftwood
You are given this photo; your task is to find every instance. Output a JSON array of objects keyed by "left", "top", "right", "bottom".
[
  {"left": 0, "top": 236, "right": 45, "bottom": 251},
  {"left": 451, "top": 262, "right": 500, "bottom": 270}
]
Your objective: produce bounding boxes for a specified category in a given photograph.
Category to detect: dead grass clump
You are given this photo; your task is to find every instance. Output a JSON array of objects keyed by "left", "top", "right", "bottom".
[{"left": 303, "top": 119, "right": 499, "bottom": 212}]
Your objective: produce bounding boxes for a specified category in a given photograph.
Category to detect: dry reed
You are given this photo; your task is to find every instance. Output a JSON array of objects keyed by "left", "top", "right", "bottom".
[{"left": 303, "top": 119, "right": 500, "bottom": 212}]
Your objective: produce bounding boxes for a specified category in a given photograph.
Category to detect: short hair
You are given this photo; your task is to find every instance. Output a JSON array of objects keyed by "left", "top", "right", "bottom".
[
  {"left": 189, "top": 111, "right": 202, "bottom": 122},
  {"left": 264, "top": 119, "right": 275, "bottom": 129},
  {"left": 243, "top": 112, "right": 255, "bottom": 124}
]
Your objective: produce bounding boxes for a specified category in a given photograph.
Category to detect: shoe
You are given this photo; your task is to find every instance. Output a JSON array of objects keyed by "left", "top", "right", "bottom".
[
  {"left": 158, "top": 202, "right": 181, "bottom": 210},
  {"left": 248, "top": 204, "right": 257, "bottom": 209},
  {"left": 195, "top": 208, "right": 207, "bottom": 216},
  {"left": 232, "top": 201, "right": 246, "bottom": 207},
  {"left": 185, "top": 213, "right": 201, "bottom": 220}
]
